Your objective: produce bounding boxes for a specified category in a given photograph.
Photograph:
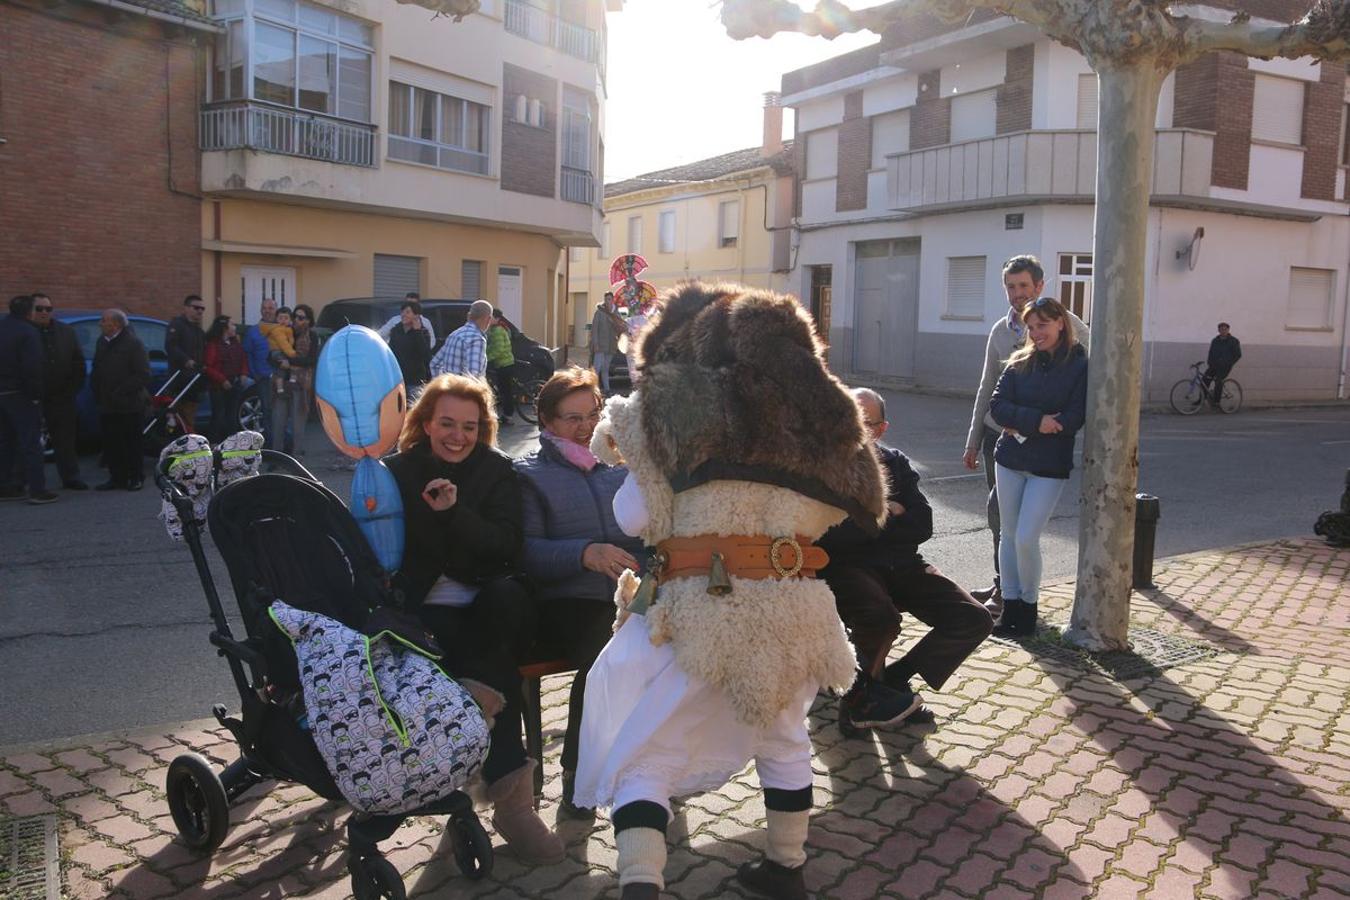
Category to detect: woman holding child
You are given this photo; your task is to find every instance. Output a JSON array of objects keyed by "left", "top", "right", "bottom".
[{"left": 988, "top": 297, "right": 1088, "bottom": 637}]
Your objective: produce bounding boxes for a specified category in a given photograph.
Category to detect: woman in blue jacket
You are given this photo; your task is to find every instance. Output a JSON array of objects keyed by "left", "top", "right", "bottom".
[
  {"left": 989, "top": 297, "right": 1088, "bottom": 637},
  {"left": 513, "top": 366, "right": 644, "bottom": 819}
]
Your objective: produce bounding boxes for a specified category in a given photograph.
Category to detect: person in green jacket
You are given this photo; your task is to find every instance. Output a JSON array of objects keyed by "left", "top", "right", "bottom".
[{"left": 486, "top": 308, "right": 518, "bottom": 425}]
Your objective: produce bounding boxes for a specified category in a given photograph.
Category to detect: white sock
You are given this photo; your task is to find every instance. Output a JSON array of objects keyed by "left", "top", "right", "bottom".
[
  {"left": 765, "top": 808, "right": 809, "bottom": 869},
  {"left": 616, "top": 826, "right": 667, "bottom": 888}
]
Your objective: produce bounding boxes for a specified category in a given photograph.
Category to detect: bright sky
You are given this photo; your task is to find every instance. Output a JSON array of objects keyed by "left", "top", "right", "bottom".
[{"left": 603, "top": 1, "right": 878, "bottom": 182}]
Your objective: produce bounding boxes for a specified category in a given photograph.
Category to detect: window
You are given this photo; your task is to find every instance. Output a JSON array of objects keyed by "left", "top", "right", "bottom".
[
  {"left": 945, "top": 256, "right": 986, "bottom": 319},
  {"left": 569, "top": 245, "right": 583, "bottom": 262},
  {"left": 388, "top": 82, "right": 490, "bottom": 175},
  {"left": 210, "top": 0, "right": 373, "bottom": 121},
  {"left": 871, "top": 109, "right": 910, "bottom": 170},
  {"left": 658, "top": 210, "right": 676, "bottom": 253},
  {"left": 950, "top": 88, "right": 997, "bottom": 143},
  {"left": 804, "top": 128, "right": 838, "bottom": 180},
  {"left": 598, "top": 222, "right": 610, "bottom": 259},
  {"left": 1252, "top": 74, "right": 1305, "bottom": 145},
  {"left": 718, "top": 200, "right": 740, "bottom": 248},
  {"left": 1057, "top": 253, "right": 1093, "bottom": 323},
  {"left": 462, "top": 260, "right": 483, "bottom": 300},
  {"left": 561, "top": 87, "right": 593, "bottom": 172},
  {"left": 1077, "top": 74, "right": 1098, "bottom": 129},
  {"left": 1287, "top": 267, "right": 1335, "bottom": 330},
  {"left": 626, "top": 216, "right": 643, "bottom": 255}
]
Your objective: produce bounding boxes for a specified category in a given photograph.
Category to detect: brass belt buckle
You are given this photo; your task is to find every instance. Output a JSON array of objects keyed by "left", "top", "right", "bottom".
[{"left": 769, "top": 536, "right": 804, "bottom": 578}]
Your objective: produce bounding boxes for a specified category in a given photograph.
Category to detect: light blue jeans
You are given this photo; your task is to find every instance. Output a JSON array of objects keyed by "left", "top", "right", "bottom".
[
  {"left": 995, "top": 464, "right": 1067, "bottom": 606},
  {"left": 593, "top": 351, "right": 613, "bottom": 393}
]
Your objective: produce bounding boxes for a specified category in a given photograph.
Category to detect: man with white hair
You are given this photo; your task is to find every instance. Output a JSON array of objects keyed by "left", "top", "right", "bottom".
[
  {"left": 431, "top": 299, "right": 493, "bottom": 379},
  {"left": 90, "top": 309, "right": 151, "bottom": 491}
]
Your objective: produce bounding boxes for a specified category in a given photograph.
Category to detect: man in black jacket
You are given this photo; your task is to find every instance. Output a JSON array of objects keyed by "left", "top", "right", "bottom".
[
  {"left": 165, "top": 294, "right": 207, "bottom": 429},
  {"left": 1205, "top": 322, "right": 1242, "bottom": 407},
  {"left": 30, "top": 293, "right": 87, "bottom": 489},
  {"left": 0, "top": 295, "right": 57, "bottom": 504},
  {"left": 385, "top": 299, "right": 432, "bottom": 389},
  {"left": 820, "top": 388, "right": 993, "bottom": 731},
  {"left": 91, "top": 309, "right": 150, "bottom": 491}
]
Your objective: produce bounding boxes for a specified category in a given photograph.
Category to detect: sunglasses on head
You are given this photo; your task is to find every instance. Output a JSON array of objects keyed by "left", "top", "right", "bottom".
[{"left": 1028, "top": 297, "right": 1058, "bottom": 312}]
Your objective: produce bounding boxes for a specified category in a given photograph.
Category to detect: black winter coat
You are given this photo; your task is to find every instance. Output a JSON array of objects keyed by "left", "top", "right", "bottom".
[
  {"left": 0, "top": 314, "right": 43, "bottom": 400},
  {"left": 819, "top": 444, "right": 933, "bottom": 572},
  {"left": 1208, "top": 334, "right": 1242, "bottom": 370},
  {"left": 387, "top": 324, "right": 432, "bottom": 386},
  {"left": 991, "top": 342, "right": 1088, "bottom": 479},
  {"left": 90, "top": 328, "right": 151, "bottom": 415},
  {"left": 385, "top": 442, "right": 524, "bottom": 609},
  {"left": 38, "top": 320, "right": 85, "bottom": 400},
  {"left": 165, "top": 315, "right": 205, "bottom": 397}
]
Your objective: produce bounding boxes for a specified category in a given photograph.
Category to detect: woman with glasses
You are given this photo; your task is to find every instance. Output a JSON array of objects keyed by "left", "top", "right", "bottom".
[
  {"left": 203, "top": 316, "right": 253, "bottom": 443},
  {"left": 988, "top": 297, "right": 1088, "bottom": 637},
  {"left": 513, "top": 366, "right": 644, "bottom": 819},
  {"left": 271, "top": 304, "right": 318, "bottom": 456},
  {"left": 385, "top": 374, "right": 564, "bottom": 865}
]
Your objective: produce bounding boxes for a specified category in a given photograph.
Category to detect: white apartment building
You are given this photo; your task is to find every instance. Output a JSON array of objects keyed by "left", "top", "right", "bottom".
[{"left": 781, "top": 2, "right": 1350, "bottom": 403}]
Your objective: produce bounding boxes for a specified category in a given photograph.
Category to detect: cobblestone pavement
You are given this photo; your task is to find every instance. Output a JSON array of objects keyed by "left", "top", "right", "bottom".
[{"left": 2, "top": 538, "right": 1347, "bottom": 899}]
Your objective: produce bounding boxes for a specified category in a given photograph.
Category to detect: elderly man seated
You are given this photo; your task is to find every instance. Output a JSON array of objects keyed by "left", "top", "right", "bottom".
[{"left": 819, "top": 388, "right": 994, "bottom": 732}]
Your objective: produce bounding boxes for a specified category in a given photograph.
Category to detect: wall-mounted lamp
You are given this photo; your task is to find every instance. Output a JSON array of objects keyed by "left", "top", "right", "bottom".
[{"left": 1175, "top": 226, "right": 1204, "bottom": 271}]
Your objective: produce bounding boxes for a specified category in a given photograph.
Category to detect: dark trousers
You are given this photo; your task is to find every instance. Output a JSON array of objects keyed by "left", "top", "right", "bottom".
[
  {"left": 208, "top": 385, "right": 241, "bottom": 443},
  {"left": 420, "top": 579, "right": 531, "bottom": 785},
  {"left": 99, "top": 411, "right": 143, "bottom": 486},
  {"left": 42, "top": 395, "right": 81, "bottom": 483},
  {"left": 1203, "top": 365, "right": 1232, "bottom": 405},
  {"left": 485, "top": 590, "right": 612, "bottom": 773},
  {"left": 0, "top": 393, "right": 45, "bottom": 493},
  {"left": 823, "top": 562, "right": 993, "bottom": 690},
  {"left": 487, "top": 364, "right": 518, "bottom": 417},
  {"left": 981, "top": 426, "right": 1000, "bottom": 576}
]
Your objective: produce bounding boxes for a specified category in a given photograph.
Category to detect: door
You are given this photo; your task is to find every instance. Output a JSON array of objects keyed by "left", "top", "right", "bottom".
[
  {"left": 240, "top": 266, "right": 296, "bottom": 324},
  {"left": 852, "top": 239, "right": 919, "bottom": 377},
  {"left": 374, "top": 254, "right": 421, "bottom": 298},
  {"left": 497, "top": 265, "right": 523, "bottom": 326}
]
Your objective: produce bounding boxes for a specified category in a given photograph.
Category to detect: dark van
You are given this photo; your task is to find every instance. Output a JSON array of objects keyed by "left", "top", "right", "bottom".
[{"left": 315, "top": 297, "right": 556, "bottom": 378}]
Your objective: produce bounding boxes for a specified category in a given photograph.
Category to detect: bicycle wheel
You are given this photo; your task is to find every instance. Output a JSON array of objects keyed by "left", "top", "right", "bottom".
[
  {"left": 1169, "top": 379, "right": 1204, "bottom": 415},
  {"left": 1218, "top": 379, "right": 1243, "bottom": 414},
  {"left": 515, "top": 379, "right": 545, "bottom": 426}
]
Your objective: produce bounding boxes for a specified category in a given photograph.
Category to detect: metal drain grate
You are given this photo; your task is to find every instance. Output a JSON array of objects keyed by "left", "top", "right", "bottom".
[
  {"left": 1002, "top": 624, "right": 1220, "bottom": 680},
  {"left": 0, "top": 815, "right": 60, "bottom": 900}
]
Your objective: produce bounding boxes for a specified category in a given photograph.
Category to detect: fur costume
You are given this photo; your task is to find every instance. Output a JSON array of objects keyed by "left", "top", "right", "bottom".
[
  {"left": 575, "top": 281, "right": 888, "bottom": 894},
  {"left": 592, "top": 281, "right": 886, "bottom": 728}
]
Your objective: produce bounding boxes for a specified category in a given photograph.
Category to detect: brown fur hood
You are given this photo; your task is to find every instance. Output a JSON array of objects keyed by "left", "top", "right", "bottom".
[{"left": 634, "top": 281, "right": 887, "bottom": 530}]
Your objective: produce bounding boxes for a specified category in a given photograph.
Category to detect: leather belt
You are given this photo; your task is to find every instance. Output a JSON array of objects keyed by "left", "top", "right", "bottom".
[{"left": 653, "top": 534, "right": 829, "bottom": 584}]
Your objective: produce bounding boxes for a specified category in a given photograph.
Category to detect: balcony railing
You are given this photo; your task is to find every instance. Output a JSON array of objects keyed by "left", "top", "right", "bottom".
[
  {"left": 504, "top": 0, "right": 597, "bottom": 63},
  {"left": 201, "top": 101, "right": 377, "bottom": 168},
  {"left": 887, "top": 128, "right": 1214, "bottom": 212},
  {"left": 560, "top": 165, "right": 594, "bottom": 204}
]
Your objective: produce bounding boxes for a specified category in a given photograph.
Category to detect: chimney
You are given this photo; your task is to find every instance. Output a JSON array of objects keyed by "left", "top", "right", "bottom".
[{"left": 761, "top": 91, "right": 784, "bottom": 158}]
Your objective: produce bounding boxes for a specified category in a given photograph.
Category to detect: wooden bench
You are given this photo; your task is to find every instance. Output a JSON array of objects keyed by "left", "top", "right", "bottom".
[{"left": 517, "top": 657, "right": 578, "bottom": 803}]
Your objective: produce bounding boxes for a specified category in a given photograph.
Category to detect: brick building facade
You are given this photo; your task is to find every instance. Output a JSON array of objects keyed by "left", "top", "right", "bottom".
[{"left": 0, "top": 0, "right": 212, "bottom": 318}]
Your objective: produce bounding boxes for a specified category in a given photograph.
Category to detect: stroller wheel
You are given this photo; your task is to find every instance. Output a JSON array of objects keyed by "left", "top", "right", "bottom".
[
  {"left": 165, "top": 754, "right": 231, "bottom": 852},
  {"left": 449, "top": 812, "right": 494, "bottom": 880},
  {"left": 350, "top": 853, "right": 405, "bottom": 900}
]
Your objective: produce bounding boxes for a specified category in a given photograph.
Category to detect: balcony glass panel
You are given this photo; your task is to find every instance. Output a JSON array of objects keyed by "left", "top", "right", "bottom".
[
  {"left": 337, "top": 47, "right": 370, "bottom": 121},
  {"left": 298, "top": 34, "right": 336, "bottom": 114},
  {"left": 253, "top": 23, "right": 296, "bottom": 106}
]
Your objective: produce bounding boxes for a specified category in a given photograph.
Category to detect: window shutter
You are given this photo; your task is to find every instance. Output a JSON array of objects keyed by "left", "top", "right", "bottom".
[
  {"left": 871, "top": 109, "right": 910, "bottom": 170},
  {"left": 719, "top": 200, "right": 740, "bottom": 246},
  {"left": 946, "top": 256, "right": 987, "bottom": 318},
  {"left": 1287, "top": 267, "right": 1334, "bottom": 329},
  {"left": 373, "top": 254, "right": 420, "bottom": 297},
  {"left": 1077, "top": 74, "right": 1098, "bottom": 129},
  {"left": 626, "top": 216, "right": 642, "bottom": 254},
  {"left": 462, "top": 260, "right": 482, "bottom": 300},
  {"left": 949, "top": 89, "right": 997, "bottom": 143},
  {"left": 1252, "top": 75, "right": 1305, "bottom": 145},
  {"left": 659, "top": 210, "right": 676, "bottom": 253}
]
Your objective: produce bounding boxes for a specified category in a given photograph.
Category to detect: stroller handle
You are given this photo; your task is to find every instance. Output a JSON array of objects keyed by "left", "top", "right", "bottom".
[{"left": 155, "top": 448, "right": 319, "bottom": 511}]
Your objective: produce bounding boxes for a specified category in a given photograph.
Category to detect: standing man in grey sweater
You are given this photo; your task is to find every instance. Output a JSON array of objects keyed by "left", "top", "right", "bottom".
[{"left": 962, "top": 255, "right": 1089, "bottom": 605}]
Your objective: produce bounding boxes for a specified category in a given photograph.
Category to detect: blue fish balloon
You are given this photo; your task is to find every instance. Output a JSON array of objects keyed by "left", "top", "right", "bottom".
[
  {"left": 315, "top": 325, "right": 406, "bottom": 460},
  {"left": 351, "top": 457, "right": 405, "bottom": 573}
]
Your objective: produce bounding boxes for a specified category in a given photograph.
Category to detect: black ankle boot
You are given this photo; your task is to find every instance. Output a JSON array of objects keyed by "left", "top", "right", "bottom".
[
  {"left": 621, "top": 883, "right": 660, "bottom": 899},
  {"left": 737, "top": 858, "right": 807, "bottom": 900},
  {"left": 993, "top": 598, "right": 1036, "bottom": 637}
]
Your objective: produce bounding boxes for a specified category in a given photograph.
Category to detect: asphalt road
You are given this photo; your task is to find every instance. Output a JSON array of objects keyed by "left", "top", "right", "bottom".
[{"left": 2, "top": 394, "right": 1346, "bottom": 747}]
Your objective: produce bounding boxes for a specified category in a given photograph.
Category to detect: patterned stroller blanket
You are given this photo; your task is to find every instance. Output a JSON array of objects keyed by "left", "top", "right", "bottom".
[{"left": 157, "top": 431, "right": 265, "bottom": 541}]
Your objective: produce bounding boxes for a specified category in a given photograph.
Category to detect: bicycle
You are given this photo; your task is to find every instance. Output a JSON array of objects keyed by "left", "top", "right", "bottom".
[
  {"left": 512, "top": 376, "right": 546, "bottom": 426},
  {"left": 1169, "top": 361, "right": 1242, "bottom": 415}
]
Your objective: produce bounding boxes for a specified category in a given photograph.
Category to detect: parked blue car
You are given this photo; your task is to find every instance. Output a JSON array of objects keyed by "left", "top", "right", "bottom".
[{"left": 54, "top": 310, "right": 263, "bottom": 447}]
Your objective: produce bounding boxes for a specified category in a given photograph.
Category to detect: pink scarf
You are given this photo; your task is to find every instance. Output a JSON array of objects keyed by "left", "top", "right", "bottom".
[{"left": 542, "top": 430, "right": 599, "bottom": 472}]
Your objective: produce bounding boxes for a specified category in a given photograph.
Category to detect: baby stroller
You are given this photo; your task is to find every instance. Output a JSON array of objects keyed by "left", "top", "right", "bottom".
[
  {"left": 142, "top": 370, "right": 203, "bottom": 454},
  {"left": 156, "top": 449, "right": 493, "bottom": 899}
]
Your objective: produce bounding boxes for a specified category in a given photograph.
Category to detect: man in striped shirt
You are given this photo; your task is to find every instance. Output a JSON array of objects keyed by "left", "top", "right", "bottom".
[{"left": 431, "top": 299, "right": 493, "bottom": 380}]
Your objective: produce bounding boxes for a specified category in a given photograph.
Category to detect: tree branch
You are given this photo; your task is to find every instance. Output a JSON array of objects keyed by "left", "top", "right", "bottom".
[{"left": 1179, "top": 1, "right": 1350, "bottom": 62}]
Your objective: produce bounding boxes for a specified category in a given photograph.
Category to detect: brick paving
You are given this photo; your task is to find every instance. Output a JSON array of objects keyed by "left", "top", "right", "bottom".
[{"left": 2, "top": 538, "right": 1347, "bottom": 899}]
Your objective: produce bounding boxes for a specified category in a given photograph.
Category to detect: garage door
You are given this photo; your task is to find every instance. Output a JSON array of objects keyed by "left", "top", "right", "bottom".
[{"left": 373, "top": 254, "right": 421, "bottom": 298}]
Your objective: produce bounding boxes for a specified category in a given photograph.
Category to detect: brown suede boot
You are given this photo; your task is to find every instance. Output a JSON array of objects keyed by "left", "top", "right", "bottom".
[{"left": 486, "top": 760, "right": 565, "bottom": 864}]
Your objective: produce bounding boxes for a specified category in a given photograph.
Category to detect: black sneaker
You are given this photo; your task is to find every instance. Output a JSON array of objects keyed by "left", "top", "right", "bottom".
[
  {"left": 94, "top": 480, "right": 122, "bottom": 491},
  {"left": 620, "top": 883, "right": 660, "bottom": 900},
  {"left": 125, "top": 478, "right": 144, "bottom": 492},
  {"left": 0, "top": 486, "right": 25, "bottom": 501},
  {"left": 879, "top": 670, "right": 938, "bottom": 725},
  {"left": 63, "top": 479, "right": 90, "bottom": 491},
  {"left": 26, "top": 490, "right": 59, "bottom": 505},
  {"left": 843, "top": 678, "right": 923, "bottom": 728},
  {"left": 736, "top": 858, "right": 807, "bottom": 900}
]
